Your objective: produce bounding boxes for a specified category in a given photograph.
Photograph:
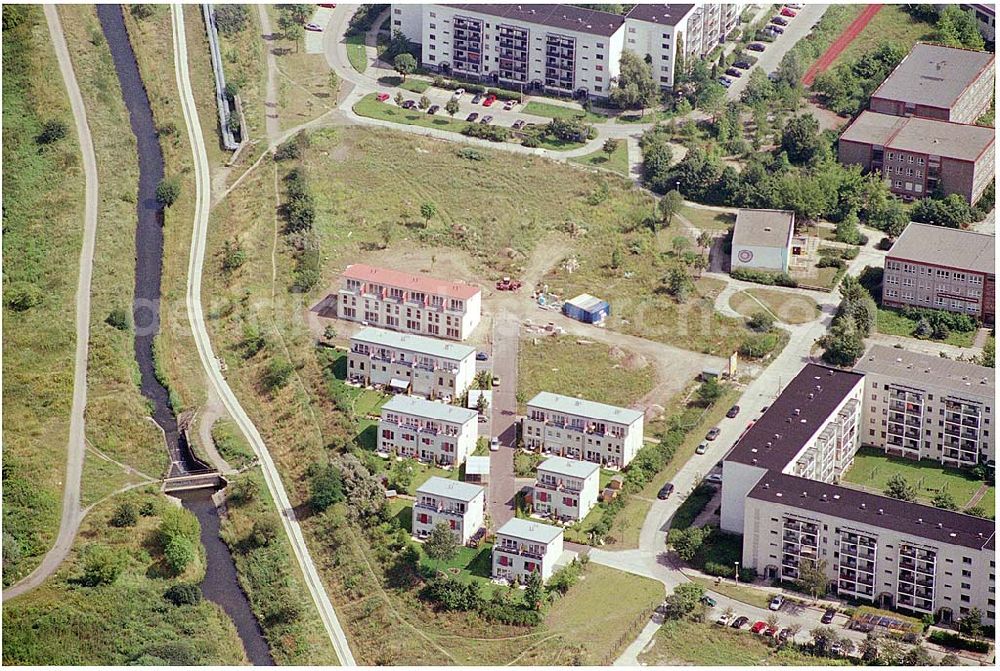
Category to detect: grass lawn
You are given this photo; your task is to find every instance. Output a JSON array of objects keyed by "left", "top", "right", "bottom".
[
  {"left": 679, "top": 205, "right": 736, "bottom": 232},
  {"left": 522, "top": 100, "right": 608, "bottom": 123},
  {"left": 376, "top": 75, "right": 430, "bottom": 93},
  {"left": 354, "top": 92, "right": 472, "bottom": 133},
  {"left": 517, "top": 335, "right": 656, "bottom": 412},
  {"left": 688, "top": 575, "right": 773, "bottom": 610},
  {"left": 210, "top": 418, "right": 256, "bottom": 469},
  {"left": 843, "top": 447, "right": 992, "bottom": 512},
  {"left": 876, "top": 307, "right": 976, "bottom": 348},
  {"left": 729, "top": 288, "right": 821, "bottom": 325},
  {"left": 569, "top": 140, "right": 629, "bottom": 176},
  {"left": 346, "top": 33, "right": 367, "bottom": 73},
  {"left": 638, "top": 619, "right": 848, "bottom": 666},
  {"left": 829, "top": 4, "right": 936, "bottom": 68}
]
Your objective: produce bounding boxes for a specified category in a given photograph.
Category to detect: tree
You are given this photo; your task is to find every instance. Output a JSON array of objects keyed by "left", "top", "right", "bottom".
[
  {"left": 284, "top": 22, "right": 304, "bottom": 49},
  {"left": 524, "top": 569, "right": 545, "bottom": 610},
  {"left": 602, "top": 138, "right": 620, "bottom": 160},
  {"left": 420, "top": 201, "right": 437, "bottom": 226},
  {"left": 610, "top": 50, "right": 659, "bottom": 111},
  {"left": 810, "top": 626, "right": 838, "bottom": 656},
  {"left": 164, "top": 583, "right": 202, "bottom": 606},
  {"left": 663, "top": 267, "right": 692, "bottom": 302},
  {"left": 932, "top": 489, "right": 958, "bottom": 510},
  {"left": 37, "top": 119, "right": 68, "bottom": 145},
  {"left": 671, "top": 235, "right": 690, "bottom": 255},
  {"left": 657, "top": 190, "right": 684, "bottom": 229},
  {"left": 957, "top": 607, "right": 984, "bottom": 638},
  {"left": 418, "top": 94, "right": 431, "bottom": 110},
  {"left": 156, "top": 178, "right": 180, "bottom": 207},
  {"left": 883, "top": 473, "right": 917, "bottom": 502},
  {"left": 423, "top": 521, "right": 460, "bottom": 562},
  {"left": 394, "top": 91, "right": 405, "bottom": 107},
  {"left": 329, "top": 70, "right": 340, "bottom": 95},
  {"left": 164, "top": 535, "right": 196, "bottom": 574},
  {"left": 106, "top": 307, "right": 131, "bottom": 331},
  {"left": 334, "top": 453, "right": 385, "bottom": 521},
  {"left": 835, "top": 211, "right": 863, "bottom": 245},
  {"left": 309, "top": 463, "right": 345, "bottom": 511},
  {"left": 662, "top": 582, "right": 704, "bottom": 619},
  {"left": 445, "top": 98, "right": 459, "bottom": 117},
  {"left": 748, "top": 311, "right": 775, "bottom": 332},
  {"left": 476, "top": 393, "right": 489, "bottom": 415},
  {"left": 938, "top": 5, "right": 985, "bottom": 50},
  {"left": 110, "top": 500, "right": 139, "bottom": 528},
  {"left": 667, "top": 526, "right": 706, "bottom": 561},
  {"left": 389, "top": 458, "right": 414, "bottom": 492},
  {"left": 228, "top": 475, "right": 260, "bottom": 505},
  {"left": 80, "top": 544, "right": 127, "bottom": 586},
  {"left": 697, "top": 377, "right": 722, "bottom": 407},
  {"left": 250, "top": 518, "right": 280, "bottom": 547},
  {"left": 474, "top": 369, "right": 493, "bottom": 390},
  {"left": 902, "top": 645, "right": 933, "bottom": 666},
  {"left": 214, "top": 4, "right": 250, "bottom": 35},
  {"left": 393, "top": 53, "right": 417, "bottom": 81},
  {"left": 781, "top": 115, "right": 821, "bottom": 164},
  {"left": 261, "top": 358, "right": 294, "bottom": 391},
  {"left": 797, "top": 558, "right": 829, "bottom": 600},
  {"left": 821, "top": 314, "right": 866, "bottom": 366},
  {"left": 379, "top": 220, "right": 394, "bottom": 249},
  {"left": 911, "top": 194, "right": 973, "bottom": 229}
]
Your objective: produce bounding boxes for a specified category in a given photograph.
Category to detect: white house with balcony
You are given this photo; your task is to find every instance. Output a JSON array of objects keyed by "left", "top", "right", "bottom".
[
  {"left": 379, "top": 395, "right": 478, "bottom": 467},
  {"left": 492, "top": 518, "right": 564, "bottom": 583},
  {"left": 412, "top": 476, "right": 485, "bottom": 544},
  {"left": 532, "top": 456, "right": 600, "bottom": 522}
]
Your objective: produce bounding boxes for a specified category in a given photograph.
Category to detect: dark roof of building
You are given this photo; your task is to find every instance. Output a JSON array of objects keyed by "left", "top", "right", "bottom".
[
  {"left": 748, "top": 472, "right": 995, "bottom": 552},
  {"left": 886, "top": 222, "right": 995, "bottom": 275},
  {"left": 625, "top": 3, "right": 697, "bottom": 26},
  {"left": 725, "top": 364, "right": 865, "bottom": 471},
  {"left": 443, "top": 4, "right": 625, "bottom": 36},
  {"left": 872, "top": 43, "right": 995, "bottom": 110}
]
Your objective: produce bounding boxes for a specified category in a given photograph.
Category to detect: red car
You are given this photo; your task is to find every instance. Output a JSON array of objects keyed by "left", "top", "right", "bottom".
[
  {"left": 483, "top": 94, "right": 497, "bottom": 106},
  {"left": 376, "top": 93, "right": 390, "bottom": 102},
  {"left": 318, "top": 3, "right": 337, "bottom": 8},
  {"left": 750, "top": 621, "right": 769, "bottom": 634},
  {"left": 780, "top": 7, "right": 797, "bottom": 17}
]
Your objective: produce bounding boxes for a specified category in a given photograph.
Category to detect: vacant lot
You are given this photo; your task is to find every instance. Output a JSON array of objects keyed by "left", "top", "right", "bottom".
[
  {"left": 522, "top": 101, "right": 607, "bottom": 123},
  {"left": 730, "top": 288, "right": 821, "bottom": 324},
  {"left": 679, "top": 204, "right": 736, "bottom": 232},
  {"left": 569, "top": 140, "right": 629, "bottom": 176},
  {"left": 876, "top": 307, "right": 976, "bottom": 348}
]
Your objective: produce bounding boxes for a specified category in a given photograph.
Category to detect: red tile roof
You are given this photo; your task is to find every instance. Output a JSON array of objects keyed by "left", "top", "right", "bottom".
[{"left": 342, "top": 264, "right": 481, "bottom": 300}]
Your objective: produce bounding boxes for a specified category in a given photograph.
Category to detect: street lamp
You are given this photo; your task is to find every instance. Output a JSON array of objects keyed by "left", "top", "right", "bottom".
[{"left": 734, "top": 561, "right": 740, "bottom": 585}]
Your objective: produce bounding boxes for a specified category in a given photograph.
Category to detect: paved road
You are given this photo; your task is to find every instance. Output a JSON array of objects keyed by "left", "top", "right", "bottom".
[
  {"left": 170, "top": 6, "right": 356, "bottom": 665},
  {"left": 4, "top": 5, "right": 99, "bottom": 602},
  {"left": 488, "top": 312, "right": 520, "bottom": 528}
]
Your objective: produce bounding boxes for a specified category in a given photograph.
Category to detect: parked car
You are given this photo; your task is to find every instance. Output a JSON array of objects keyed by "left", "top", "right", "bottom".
[
  {"left": 822, "top": 607, "right": 837, "bottom": 624},
  {"left": 731, "top": 616, "right": 750, "bottom": 629},
  {"left": 767, "top": 25, "right": 785, "bottom": 35},
  {"left": 471, "top": 94, "right": 483, "bottom": 104},
  {"left": 696, "top": 442, "right": 708, "bottom": 455},
  {"left": 503, "top": 100, "right": 516, "bottom": 111},
  {"left": 769, "top": 595, "right": 784, "bottom": 611},
  {"left": 492, "top": 375, "right": 500, "bottom": 386},
  {"left": 700, "top": 595, "right": 717, "bottom": 608},
  {"left": 750, "top": 621, "right": 769, "bottom": 634},
  {"left": 716, "top": 612, "right": 733, "bottom": 626},
  {"left": 427, "top": 105, "right": 440, "bottom": 115},
  {"left": 476, "top": 351, "right": 489, "bottom": 361},
  {"left": 318, "top": 3, "right": 338, "bottom": 8},
  {"left": 490, "top": 437, "right": 500, "bottom": 451},
  {"left": 512, "top": 119, "right": 526, "bottom": 130},
  {"left": 718, "top": 76, "right": 733, "bottom": 88},
  {"left": 761, "top": 405, "right": 770, "bottom": 413},
  {"left": 781, "top": 7, "right": 797, "bottom": 17},
  {"left": 771, "top": 15, "right": 789, "bottom": 26},
  {"left": 786, "top": 3, "right": 804, "bottom": 8},
  {"left": 733, "top": 60, "right": 752, "bottom": 69},
  {"left": 726, "top": 405, "right": 740, "bottom": 418},
  {"left": 401, "top": 99, "right": 416, "bottom": 109},
  {"left": 706, "top": 473, "right": 723, "bottom": 484},
  {"left": 778, "top": 628, "right": 792, "bottom": 642},
  {"left": 657, "top": 482, "right": 675, "bottom": 500},
  {"left": 466, "top": 112, "right": 479, "bottom": 122},
  {"left": 706, "top": 427, "right": 721, "bottom": 441},
  {"left": 748, "top": 42, "right": 766, "bottom": 52},
  {"left": 481, "top": 115, "right": 494, "bottom": 124},
  {"left": 725, "top": 68, "right": 743, "bottom": 78},
  {"left": 830, "top": 641, "right": 843, "bottom": 656},
  {"left": 452, "top": 88, "right": 465, "bottom": 98},
  {"left": 483, "top": 94, "right": 497, "bottom": 106},
  {"left": 765, "top": 625, "right": 780, "bottom": 638},
  {"left": 305, "top": 22, "right": 322, "bottom": 32},
  {"left": 376, "top": 92, "right": 390, "bottom": 102}
]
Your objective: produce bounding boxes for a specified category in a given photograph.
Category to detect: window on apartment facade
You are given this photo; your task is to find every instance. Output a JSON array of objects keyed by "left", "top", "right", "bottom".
[{"left": 887, "top": 152, "right": 894, "bottom": 160}]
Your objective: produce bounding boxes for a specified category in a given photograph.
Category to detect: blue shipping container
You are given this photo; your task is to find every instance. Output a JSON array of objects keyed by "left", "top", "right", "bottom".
[{"left": 563, "top": 293, "right": 610, "bottom": 324}]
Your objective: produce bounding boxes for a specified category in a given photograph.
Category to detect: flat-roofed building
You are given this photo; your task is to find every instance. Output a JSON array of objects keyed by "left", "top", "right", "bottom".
[
  {"left": 533, "top": 456, "right": 600, "bottom": 522},
  {"left": 837, "top": 110, "right": 995, "bottom": 204},
  {"left": 464, "top": 455, "right": 490, "bottom": 485},
  {"left": 730, "top": 209, "right": 797, "bottom": 273},
  {"left": 882, "top": 223, "right": 995, "bottom": 322},
  {"left": 492, "top": 518, "right": 564, "bottom": 583},
  {"left": 413, "top": 476, "right": 485, "bottom": 544},
  {"left": 347, "top": 327, "right": 476, "bottom": 400},
  {"left": 379, "top": 395, "right": 478, "bottom": 466},
  {"left": 523, "top": 392, "right": 644, "bottom": 469},
  {"left": 853, "top": 345, "right": 994, "bottom": 468},
  {"left": 870, "top": 43, "right": 995, "bottom": 124}
]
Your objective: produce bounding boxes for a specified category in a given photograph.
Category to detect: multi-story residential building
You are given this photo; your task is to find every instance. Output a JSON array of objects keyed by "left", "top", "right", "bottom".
[
  {"left": 523, "top": 392, "right": 644, "bottom": 469},
  {"left": 730, "top": 209, "right": 797, "bottom": 274},
  {"left": 378, "top": 395, "right": 479, "bottom": 466},
  {"left": 837, "top": 111, "right": 995, "bottom": 204},
  {"left": 869, "top": 43, "right": 995, "bottom": 124},
  {"left": 723, "top": 364, "right": 996, "bottom": 625},
  {"left": 335, "top": 263, "right": 482, "bottom": 340},
  {"left": 492, "top": 517, "right": 564, "bottom": 583},
  {"left": 881, "top": 223, "right": 995, "bottom": 322},
  {"left": 853, "top": 345, "right": 995, "bottom": 468},
  {"left": 532, "top": 456, "right": 600, "bottom": 522},
  {"left": 347, "top": 327, "right": 476, "bottom": 400},
  {"left": 412, "top": 476, "right": 485, "bottom": 544},
  {"left": 959, "top": 4, "right": 995, "bottom": 43}
]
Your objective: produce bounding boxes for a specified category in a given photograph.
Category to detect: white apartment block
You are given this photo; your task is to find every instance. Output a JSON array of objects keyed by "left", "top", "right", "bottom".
[
  {"left": 347, "top": 327, "right": 476, "bottom": 401},
  {"left": 379, "top": 395, "right": 478, "bottom": 467},
  {"left": 523, "top": 392, "right": 644, "bottom": 469},
  {"left": 854, "top": 345, "right": 995, "bottom": 468},
  {"left": 412, "top": 476, "right": 485, "bottom": 544},
  {"left": 492, "top": 518, "right": 564, "bottom": 583},
  {"left": 336, "top": 263, "right": 481, "bottom": 341},
  {"left": 532, "top": 456, "right": 600, "bottom": 522}
]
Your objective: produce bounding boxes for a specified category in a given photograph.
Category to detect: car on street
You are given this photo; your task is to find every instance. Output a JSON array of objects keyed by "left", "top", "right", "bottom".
[
  {"left": 706, "top": 427, "right": 721, "bottom": 441},
  {"left": 706, "top": 473, "right": 723, "bottom": 484},
  {"left": 731, "top": 615, "right": 750, "bottom": 629},
  {"left": 492, "top": 375, "right": 500, "bottom": 386},
  {"left": 503, "top": 100, "right": 516, "bottom": 110},
  {"left": 466, "top": 112, "right": 479, "bottom": 122},
  {"left": 718, "top": 77, "right": 732, "bottom": 88},
  {"left": 490, "top": 437, "right": 500, "bottom": 451},
  {"left": 427, "top": 105, "right": 440, "bottom": 115},
  {"left": 401, "top": 99, "right": 417, "bottom": 109},
  {"left": 725, "top": 68, "right": 743, "bottom": 78},
  {"left": 733, "top": 60, "right": 751, "bottom": 69},
  {"left": 716, "top": 612, "right": 733, "bottom": 626},
  {"left": 781, "top": 7, "right": 797, "bottom": 16},
  {"left": 822, "top": 607, "right": 837, "bottom": 624},
  {"left": 512, "top": 119, "right": 526, "bottom": 130},
  {"left": 750, "top": 621, "right": 768, "bottom": 634},
  {"left": 318, "top": 3, "right": 337, "bottom": 8},
  {"left": 483, "top": 94, "right": 497, "bottom": 106},
  {"left": 376, "top": 92, "right": 390, "bottom": 102},
  {"left": 657, "top": 482, "right": 675, "bottom": 500},
  {"left": 481, "top": 115, "right": 494, "bottom": 124},
  {"left": 771, "top": 15, "right": 788, "bottom": 26},
  {"left": 726, "top": 405, "right": 740, "bottom": 418},
  {"left": 700, "top": 595, "right": 717, "bottom": 608},
  {"left": 305, "top": 22, "right": 322, "bottom": 31},
  {"left": 748, "top": 42, "right": 766, "bottom": 52},
  {"left": 471, "top": 94, "right": 483, "bottom": 104},
  {"left": 769, "top": 595, "right": 784, "bottom": 611},
  {"left": 476, "top": 351, "right": 489, "bottom": 361},
  {"left": 695, "top": 442, "right": 708, "bottom": 455}
]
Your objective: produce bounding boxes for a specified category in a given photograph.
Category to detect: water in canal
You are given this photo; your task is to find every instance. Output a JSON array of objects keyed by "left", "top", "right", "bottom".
[{"left": 97, "top": 5, "right": 273, "bottom": 665}]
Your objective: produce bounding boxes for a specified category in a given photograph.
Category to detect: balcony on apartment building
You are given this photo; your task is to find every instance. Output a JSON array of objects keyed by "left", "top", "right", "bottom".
[
  {"left": 897, "top": 582, "right": 934, "bottom": 600},
  {"left": 888, "top": 424, "right": 922, "bottom": 441},
  {"left": 783, "top": 519, "right": 819, "bottom": 535},
  {"left": 839, "top": 580, "right": 875, "bottom": 596},
  {"left": 944, "top": 425, "right": 981, "bottom": 441},
  {"left": 496, "top": 541, "right": 546, "bottom": 560},
  {"left": 536, "top": 477, "right": 581, "bottom": 494},
  {"left": 415, "top": 500, "right": 465, "bottom": 516},
  {"left": 898, "top": 568, "right": 935, "bottom": 586},
  {"left": 839, "top": 568, "right": 875, "bottom": 585},
  {"left": 897, "top": 593, "right": 934, "bottom": 612}
]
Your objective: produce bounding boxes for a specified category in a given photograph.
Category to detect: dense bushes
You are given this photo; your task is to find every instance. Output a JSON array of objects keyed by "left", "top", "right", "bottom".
[
  {"left": 910, "top": 194, "right": 974, "bottom": 229},
  {"left": 158, "top": 506, "right": 201, "bottom": 576},
  {"left": 812, "top": 42, "right": 908, "bottom": 116},
  {"left": 821, "top": 275, "right": 874, "bottom": 366},
  {"left": 461, "top": 123, "right": 510, "bottom": 142},
  {"left": 928, "top": 631, "right": 990, "bottom": 653},
  {"left": 163, "top": 583, "right": 203, "bottom": 606},
  {"left": 213, "top": 5, "right": 250, "bottom": 36},
  {"left": 280, "top": 158, "right": 321, "bottom": 291},
  {"left": 346, "top": 4, "right": 387, "bottom": 36},
  {"left": 730, "top": 268, "right": 797, "bottom": 287},
  {"left": 431, "top": 76, "right": 523, "bottom": 101}
]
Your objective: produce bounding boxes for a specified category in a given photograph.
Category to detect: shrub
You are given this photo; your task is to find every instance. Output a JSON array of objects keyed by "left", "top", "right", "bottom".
[
  {"left": 462, "top": 123, "right": 510, "bottom": 142},
  {"left": 456, "top": 147, "right": 485, "bottom": 160},
  {"left": 158, "top": 506, "right": 200, "bottom": 546},
  {"left": 261, "top": 358, "right": 294, "bottom": 391},
  {"left": 520, "top": 135, "right": 540, "bottom": 148},
  {"left": 110, "top": 500, "right": 139, "bottom": 528},
  {"left": 106, "top": 307, "right": 131, "bottom": 331},
  {"left": 730, "top": 268, "right": 797, "bottom": 287},
  {"left": 37, "top": 119, "right": 68, "bottom": 145},
  {"left": 748, "top": 311, "right": 775, "bottom": 332},
  {"left": 130, "top": 4, "right": 155, "bottom": 20},
  {"left": 164, "top": 535, "right": 196, "bottom": 574},
  {"left": 214, "top": 4, "right": 249, "bottom": 35},
  {"left": 80, "top": 544, "right": 127, "bottom": 586},
  {"left": 164, "top": 583, "right": 202, "bottom": 606},
  {"left": 221, "top": 239, "right": 247, "bottom": 272},
  {"left": 139, "top": 500, "right": 158, "bottom": 517},
  {"left": 155, "top": 178, "right": 181, "bottom": 207},
  {"left": 927, "top": 631, "right": 990, "bottom": 653},
  {"left": 817, "top": 256, "right": 846, "bottom": 269},
  {"left": 740, "top": 332, "right": 780, "bottom": 358},
  {"left": 228, "top": 475, "right": 260, "bottom": 505},
  {"left": 249, "top": 518, "right": 280, "bottom": 548},
  {"left": 309, "top": 463, "right": 345, "bottom": 511},
  {"left": 5, "top": 282, "right": 43, "bottom": 311}
]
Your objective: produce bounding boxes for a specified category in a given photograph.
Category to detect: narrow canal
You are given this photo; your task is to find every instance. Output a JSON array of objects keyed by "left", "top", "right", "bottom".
[{"left": 97, "top": 5, "right": 273, "bottom": 665}]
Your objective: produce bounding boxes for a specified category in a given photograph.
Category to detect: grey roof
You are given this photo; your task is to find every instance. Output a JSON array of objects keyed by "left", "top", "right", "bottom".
[
  {"left": 854, "top": 345, "right": 994, "bottom": 399},
  {"left": 887, "top": 222, "right": 995, "bottom": 275},
  {"left": 537, "top": 456, "right": 600, "bottom": 480},
  {"left": 352, "top": 327, "right": 475, "bottom": 362},
  {"left": 416, "top": 476, "right": 484, "bottom": 502},
  {"left": 566, "top": 293, "right": 609, "bottom": 311},
  {"left": 839, "top": 111, "right": 995, "bottom": 162},
  {"left": 527, "top": 391, "right": 644, "bottom": 426},
  {"left": 748, "top": 472, "right": 995, "bottom": 552},
  {"left": 443, "top": 4, "right": 625, "bottom": 36},
  {"left": 465, "top": 455, "right": 490, "bottom": 476},
  {"left": 625, "top": 3, "right": 696, "bottom": 26},
  {"left": 872, "top": 43, "right": 995, "bottom": 110},
  {"left": 725, "top": 364, "right": 865, "bottom": 471},
  {"left": 496, "top": 517, "right": 563, "bottom": 544},
  {"left": 733, "top": 209, "right": 795, "bottom": 249},
  {"left": 382, "top": 395, "right": 478, "bottom": 424}
]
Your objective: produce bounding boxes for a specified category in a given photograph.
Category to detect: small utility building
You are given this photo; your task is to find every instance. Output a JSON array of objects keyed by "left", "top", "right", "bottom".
[
  {"left": 563, "top": 293, "right": 610, "bottom": 324},
  {"left": 731, "top": 209, "right": 796, "bottom": 274}
]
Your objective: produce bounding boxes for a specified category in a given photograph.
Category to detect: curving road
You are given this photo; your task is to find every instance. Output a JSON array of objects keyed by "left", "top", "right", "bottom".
[
  {"left": 170, "top": 5, "right": 356, "bottom": 665},
  {"left": 4, "top": 5, "right": 99, "bottom": 602}
]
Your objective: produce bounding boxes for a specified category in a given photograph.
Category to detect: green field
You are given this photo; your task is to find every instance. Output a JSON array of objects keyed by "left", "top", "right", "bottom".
[
  {"left": 678, "top": 204, "right": 736, "bottom": 232},
  {"left": 569, "top": 140, "right": 630, "bottom": 176},
  {"left": 522, "top": 100, "right": 607, "bottom": 123},
  {"left": 377, "top": 75, "right": 430, "bottom": 93},
  {"left": 346, "top": 33, "right": 367, "bottom": 73},
  {"left": 828, "top": 4, "right": 936, "bottom": 68},
  {"left": 354, "top": 92, "right": 473, "bottom": 133},
  {"left": 729, "top": 288, "right": 821, "bottom": 325},
  {"left": 876, "top": 308, "right": 976, "bottom": 348}
]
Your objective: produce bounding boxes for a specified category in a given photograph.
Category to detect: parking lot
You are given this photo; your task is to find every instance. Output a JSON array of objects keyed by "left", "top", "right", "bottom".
[{"left": 375, "top": 85, "right": 554, "bottom": 131}]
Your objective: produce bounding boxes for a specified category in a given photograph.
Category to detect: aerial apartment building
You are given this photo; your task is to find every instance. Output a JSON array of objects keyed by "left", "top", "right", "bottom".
[
  {"left": 881, "top": 223, "right": 995, "bottom": 322},
  {"left": 853, "top": 345, "right": 995, "bottom": 468},
  {"left": 390, "top": 3, "right": 745, "bottom": 95},
  {"left": 347, "top": 327, "right": 476, "bottom": 400},
  {"left": 412, "top": 476, "right": 485, "bottom": 544},
  {"left": 959, "top": 4, "right": 995, "bottom": 43},
  {"left": 869, "top": 43, "right": 995, "bottom": 124},
  {"left": 532, "top": 456, "right": 600, "bottom": 522},
  {"left": 336, "top": 263, "right": 481, "bottom": 341},
  {"left": 378, "top": 395, "right": 479, "bottom": 466},
  {"left": 523, "top": 392, "right": 644, "bottom": 469},
  {"left": 837, "top": 110, "right": 995, "bottom": 204},
  {"left": 722, "top": 364, "right": 996, "bottom": 625},
  {"left": 492, "top": 517, "right": 564, "bottom": 583}
]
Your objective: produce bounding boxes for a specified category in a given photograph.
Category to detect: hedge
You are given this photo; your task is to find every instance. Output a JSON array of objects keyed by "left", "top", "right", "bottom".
[
  {"left": 928, "top": 630, "right": 991, "bottom": 653},
  {"left": 730, "top": 268, "right": 798, "bottom": 287}
]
